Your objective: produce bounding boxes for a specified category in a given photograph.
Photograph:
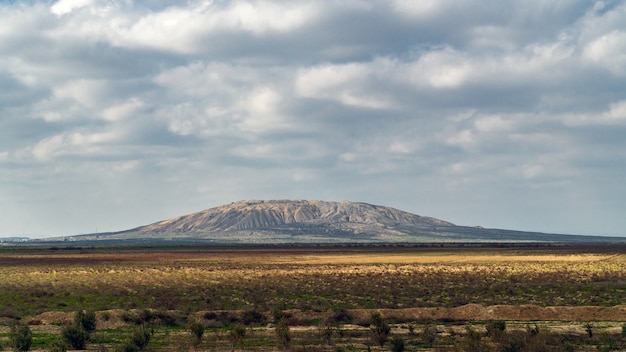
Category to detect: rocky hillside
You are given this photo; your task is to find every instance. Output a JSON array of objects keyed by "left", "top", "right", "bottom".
[
  {"left": 135, "top": 200, "right": 453, "bottom": 233},
  {"left": 62, "top": 200, "right": 623, "bottom": 244}
]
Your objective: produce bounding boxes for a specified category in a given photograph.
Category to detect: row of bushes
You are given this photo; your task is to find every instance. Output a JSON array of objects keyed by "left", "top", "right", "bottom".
[
  {"left": 5, "top": 309, "right": 626, "bottom": 352},
  {"left": 4, "top": 310, "right": 153, "bottom": 352}
]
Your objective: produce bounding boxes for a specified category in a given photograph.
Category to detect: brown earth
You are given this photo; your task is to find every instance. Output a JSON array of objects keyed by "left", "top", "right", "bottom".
[
  {"left": 353, "top": 304, "right": 626, "bottom": 322},
  {"left": 28, "top": 305, "right": 626, "bottom": 328}
]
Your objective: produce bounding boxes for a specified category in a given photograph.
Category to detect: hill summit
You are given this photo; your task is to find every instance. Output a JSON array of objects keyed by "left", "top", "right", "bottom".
[{"left": 66, "top": 200, "right": 620, "bottom": 244}]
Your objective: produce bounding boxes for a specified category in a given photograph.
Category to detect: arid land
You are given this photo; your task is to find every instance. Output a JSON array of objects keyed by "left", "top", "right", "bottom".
[{"left": 1, "top": 244, "right": 625, "bottom": 351}]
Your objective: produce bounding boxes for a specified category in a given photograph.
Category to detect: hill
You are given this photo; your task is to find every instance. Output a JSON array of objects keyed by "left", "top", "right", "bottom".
[{"left": 60, "top": 200, "right": 623, "bottom": 244}]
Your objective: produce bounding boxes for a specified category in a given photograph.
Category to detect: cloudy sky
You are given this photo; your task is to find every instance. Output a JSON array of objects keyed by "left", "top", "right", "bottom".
[{"left": 1, "top": 0, "right": 625, "bottom": 238}]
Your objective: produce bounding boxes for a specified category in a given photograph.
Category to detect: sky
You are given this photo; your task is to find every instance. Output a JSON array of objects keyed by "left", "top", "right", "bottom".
[{"left": 1, "top": 0, "right": 625, "bottom": 238}]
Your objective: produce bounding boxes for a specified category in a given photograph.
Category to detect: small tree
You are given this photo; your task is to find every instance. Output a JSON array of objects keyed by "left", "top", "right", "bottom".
[
  {"left": 116, "top": 325, "right": 152, "bottom": 352},
  {"left": 370, "top": 312, "right": 390, "bottom": 347},
  {"left": 10, "top": 324, "right": 32, "bottom": 352},
  {"left": 319, "top": 322, "right": 335, "bottom": 345},
  {"left": 460, "top": 326, "right": 485, "bottom": 352},
  {"left": 584, "top": 323, "right": 593, "bottom": 339},
  {"left": 228, "top": 325, "right": 247, "bottom": 351},
  {"left": 421, "top": 323, "right": 438, "bottom": 346},
  {"left": 75, "top": 310, "right": 97, "bottom": 333},
  {"left": 275, "top": 318, "right": 291, "bottom": 350},
  {"left": 189, "top": 321, "right": 205, "bottom": 345}
]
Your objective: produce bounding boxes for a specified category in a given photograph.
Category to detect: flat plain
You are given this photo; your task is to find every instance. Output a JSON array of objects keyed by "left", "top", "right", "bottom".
[{"left": 1, "top": 244, "right": 625, "bottom": 351}]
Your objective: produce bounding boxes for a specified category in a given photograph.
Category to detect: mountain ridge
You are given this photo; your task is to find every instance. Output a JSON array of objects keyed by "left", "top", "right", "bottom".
[
  {"left": 59, "top": 200, "right": 624, "bottom": 244},
  {"left": 133, "top": 200, "right": 454, "bottom": 234}
]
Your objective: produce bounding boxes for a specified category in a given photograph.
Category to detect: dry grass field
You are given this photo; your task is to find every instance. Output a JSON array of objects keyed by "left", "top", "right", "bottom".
[{"left": 1, "top": 244, "right": 625, "bottom": 351}]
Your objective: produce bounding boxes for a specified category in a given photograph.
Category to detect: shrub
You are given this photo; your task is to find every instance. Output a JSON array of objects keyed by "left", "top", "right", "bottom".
[
  {"left": 486, "top": 320, "right": 506, "bottom": 340},
  {"left": 460, "top": 326, "right": 485, "bottom": 352},
  {"left": 217, "top": 311, "right": 240, "bottom": 325},
  {"left": 242, "top": 309, "right": 266, "bottom": 326},
  {"left": 75, "top": 310, "right": 97, "bottom": 333},
  {"left": 275, "top": 318, "right": 291, "bottom": 350},
  {"left": 527, "top": 323, "right": 541, "bottom": 336},
  {"left": 155, "top": 310, "right": 181, "bottom": 326},
  {"left": 10, "top": 324, "right": 32, "bottom": 352},
  {"left": 500, "top": 339, "right": 523, "bottom": 352},
  {"left": 584, "top": 323, "right": 593, "bottom": 338},
  {"left": 121, "top": 311, "right": 135, "bottom": 323},
  {"left": 203, "top": 311, "right": 218, "bottom": 320},
  {"left": 138, "top": 310, "right": 155, "bottom": 324},
  {"left": 319, "top": 320, "right": 336, "bottom": 345},
  {"left": 116, "top": 326, "right": 152, "bottom": 352},
  {"left": 48, "top": 339, "right": 68, "bottom": 352},
  {"left": 130, "top": 325, "right": 152, "bottom": 351},
  {"left": 390, "top": 336, "right": 405, "bottom": 352},
  {"left": 189, "top": 321, "right": 204, "bottom": 343},
  {"left": 61, "top": 309, "right": 96, "bottom": 350},
  {"left": 228, "top": 325, "right": 247, "bottom": 351},
  {"left": 1, "top": 307, "right": 20, "bottom": 320},
  {"left": 407, "top": 324, "right": 415, "bottom": 335},
  {"left": 500, "top": 325, "right": 560, "bottom": 352},
  {"left": 421, "top": 323, "right": 438, "bottom": 346},
  {"left": 332, "top": 309, "right": 352, "bottom": 324},
  {"left": 101, "top": 312, "right": 111, "bottom": 322},
  {"left": 61, "top": 324, "right": 88, "bottom": 350},
  {"left": 369, "top": 312, "right": 390, "bottom": 347}
]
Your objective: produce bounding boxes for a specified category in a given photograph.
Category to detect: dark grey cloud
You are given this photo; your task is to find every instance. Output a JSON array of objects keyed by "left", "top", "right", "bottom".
[{"left": 1, "top": 0, "right": 625, "bottom": 237}]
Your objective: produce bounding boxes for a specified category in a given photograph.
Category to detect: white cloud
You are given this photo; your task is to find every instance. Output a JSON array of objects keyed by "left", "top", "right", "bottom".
[
  {"left": 112, "top": 160, "right": 140, "bottom": 173},
  {"left": 583, "top": 30, "right": 626, "bottom": 76},
  {"left": 474, "top": 115, "right": 514, "bottom": 132},
  {"left": 221, "top": 1, "right": 319, "bottom": 34},
  {"left": 291, "top": 170, "right": 317, "bottom": 182},
  {"left": 296, "top": 63, "right": 369, "bottom": 96},
  {"left": 443, "top": 129, "right": 475, "bottom": 149},
  {"left": 387, "top": 140, "right": 418, "bottom": 154},
  {"left": 608, "top": 100, "right": 626, "bottom": 120},
  {"left": 155, "top": 62, "right": 296, "bottom": 136},
  {"left": 31, "top": 135, "right": 65, "bottom": 160},
  {"left": 50, "top": 0, "right": 94, "bottom": 16},
  {"left": 101, "top": 98, "right": 145, "bottom": 122},
  {"left": 518, "top": 164, "right": 544, "bottom": 180},
  {"left": 30, "top": 129, "right": 122, "bottom": 161},
  {"left": 339, "top": 152, "right": 358, "bottom": 162},
  {"left": 295, "top": 60, "right": 395, "bottom": 109},
  {"left": 564, "top": 100, "right": 626, "bottom": 126},
  {"left": 100, "top": 1, "right": 320, "bottom": 54},
  {"left": 392, "top": 0, "right": 443, "bottom": 18},
  {"left": 52, "top": 79, "right": 107, "bottom": 108},
  {"left": 419, "top": 41, "right": 575, "bottom": 88},
  {"left": 238, "top": 87, "right": 290, "bottom": 133}
]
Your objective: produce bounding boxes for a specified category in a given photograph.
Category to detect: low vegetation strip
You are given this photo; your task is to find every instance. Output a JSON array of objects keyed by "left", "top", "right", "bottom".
[
  {"left": 20, "top": 305, "right": 626, "bottom": 327},
  {"left": 2, "top": 307, "right": 626, "bottom": 352}
]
